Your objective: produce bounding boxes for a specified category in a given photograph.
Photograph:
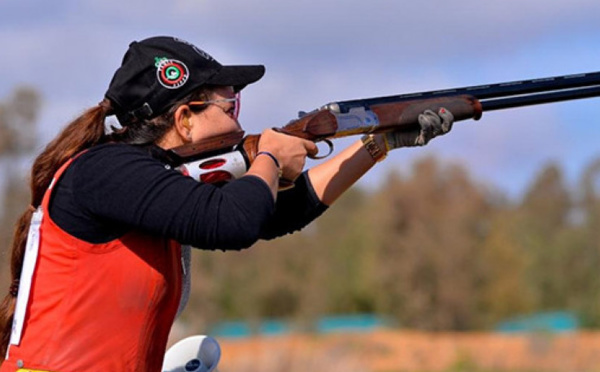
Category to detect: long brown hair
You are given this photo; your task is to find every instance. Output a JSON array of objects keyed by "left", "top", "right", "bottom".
[
  {"left": 0, "top": 101, "right": 109, "bottom": 360},
  {"left": 0, "top": 88, "right": 211, "bottom": 361}
]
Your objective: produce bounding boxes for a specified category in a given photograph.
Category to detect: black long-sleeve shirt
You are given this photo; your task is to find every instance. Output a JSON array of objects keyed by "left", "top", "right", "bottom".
[{"left": 49, "top": 143, "right": 327, "bottom": 250}]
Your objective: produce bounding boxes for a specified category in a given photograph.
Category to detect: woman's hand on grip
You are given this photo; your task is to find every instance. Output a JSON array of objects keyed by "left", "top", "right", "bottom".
[{"left": 257, "top": 129, "right": 317, "bottom": 182}]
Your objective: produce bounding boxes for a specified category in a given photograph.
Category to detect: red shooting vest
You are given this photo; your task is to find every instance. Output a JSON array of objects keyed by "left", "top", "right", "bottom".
[{"left": 1, "top": 157, "right": 182, "bottom": 372}]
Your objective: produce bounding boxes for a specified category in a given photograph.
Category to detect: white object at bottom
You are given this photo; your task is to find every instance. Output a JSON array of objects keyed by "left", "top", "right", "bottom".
[{"left": 162, "top": 335, "right": 221, "bottom": 372}]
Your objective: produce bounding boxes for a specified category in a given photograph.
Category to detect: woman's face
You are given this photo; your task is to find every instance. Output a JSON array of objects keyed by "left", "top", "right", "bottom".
[{"left": 187, "top": 86, "right": 242, "bottom": 142}]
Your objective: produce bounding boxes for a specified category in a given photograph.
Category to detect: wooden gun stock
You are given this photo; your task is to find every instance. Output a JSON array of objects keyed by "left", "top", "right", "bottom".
[{"left": 167, "top": 130, "right": 246, "bottom": 163}]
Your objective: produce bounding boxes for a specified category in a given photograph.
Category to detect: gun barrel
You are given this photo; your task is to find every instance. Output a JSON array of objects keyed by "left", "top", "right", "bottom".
[{"left": 333, "top": 71, "right": 600, "bottom": 113}]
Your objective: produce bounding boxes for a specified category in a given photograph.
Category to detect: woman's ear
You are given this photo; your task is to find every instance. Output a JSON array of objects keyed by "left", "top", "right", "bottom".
[{"left": 174, "top": 105, "right": 193, "bottom": 142}]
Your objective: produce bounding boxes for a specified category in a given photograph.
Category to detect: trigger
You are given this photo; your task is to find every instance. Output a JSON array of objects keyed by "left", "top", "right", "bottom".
[{"left": 309, "top": 139, "right": 334, "bottom": 160}]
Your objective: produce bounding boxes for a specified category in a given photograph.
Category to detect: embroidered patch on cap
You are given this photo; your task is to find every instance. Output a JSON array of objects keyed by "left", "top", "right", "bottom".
[{"left": 155, "top": 57, "right": 189, "bottom": 89}]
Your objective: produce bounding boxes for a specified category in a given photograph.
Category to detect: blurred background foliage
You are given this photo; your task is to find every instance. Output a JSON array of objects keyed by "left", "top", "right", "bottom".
[
  {"left": 1, "top": 86, "right": 600, "bottom": 335},
  {"left": 0, "top": 86, "right": 41, "bottom": 287}
]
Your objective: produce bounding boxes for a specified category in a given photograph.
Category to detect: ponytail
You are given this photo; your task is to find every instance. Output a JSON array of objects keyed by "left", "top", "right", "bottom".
[{"left": 0, "top": 100, "right": 111, "bottom": 361}]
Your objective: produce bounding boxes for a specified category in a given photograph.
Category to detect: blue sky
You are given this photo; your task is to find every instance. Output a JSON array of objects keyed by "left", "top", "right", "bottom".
[{"left": 2, "top": 0, "right": 600, "bottom": 199}]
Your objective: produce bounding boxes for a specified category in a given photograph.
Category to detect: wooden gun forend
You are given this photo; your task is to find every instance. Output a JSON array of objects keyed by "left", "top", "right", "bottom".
[{"left": 369, "top": 95, "right": 482, "bottom": 132}]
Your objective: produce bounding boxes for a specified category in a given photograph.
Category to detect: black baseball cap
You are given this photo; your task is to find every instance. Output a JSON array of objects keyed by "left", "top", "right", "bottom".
[{"left": 105, "top": 36, "right": 265, "bottom": 125}]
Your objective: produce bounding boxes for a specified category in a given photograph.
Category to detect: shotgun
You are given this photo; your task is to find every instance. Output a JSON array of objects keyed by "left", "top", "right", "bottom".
[{"left": 167, "top": 71, "right": 600, "bottom": 185}]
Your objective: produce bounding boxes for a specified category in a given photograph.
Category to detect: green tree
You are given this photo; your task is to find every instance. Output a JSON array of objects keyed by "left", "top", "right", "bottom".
[
  {"left": 477, "top": 209, "right": 535, "bottom": 326},
  {"left": 572, "top": 158, "right": 600, "bottom": 326},
  {"left": 517, "top": 163, "right": 573, "bottom": 310},
  {"left": 372, "top": 157, "right": 493, "bottom": 330},
  {"left": 0, "top": 86, "right": 42, "bottom": 287}
]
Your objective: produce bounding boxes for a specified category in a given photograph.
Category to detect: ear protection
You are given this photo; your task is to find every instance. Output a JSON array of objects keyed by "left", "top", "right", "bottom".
[{"left": 182, "top": 115, "right": 193, "bottom": 141}]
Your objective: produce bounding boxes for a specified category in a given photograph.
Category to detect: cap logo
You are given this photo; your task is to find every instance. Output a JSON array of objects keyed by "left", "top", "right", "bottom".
[{"left": 155, "top": 57, "right": 189, "bottom": 89}]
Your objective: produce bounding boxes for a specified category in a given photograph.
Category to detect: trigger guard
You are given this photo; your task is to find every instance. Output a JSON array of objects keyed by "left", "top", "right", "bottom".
[{"left": 309, "top": 139, "right": 334, "bottom": 160}]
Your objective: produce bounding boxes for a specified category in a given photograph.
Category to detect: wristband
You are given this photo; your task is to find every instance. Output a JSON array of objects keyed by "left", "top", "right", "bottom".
[
  {"left": 256, "top": 151, "right": 283, "bottom": 178},
  {"left": 361, "top": 134, "right": 387, "bottom": 162}
]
